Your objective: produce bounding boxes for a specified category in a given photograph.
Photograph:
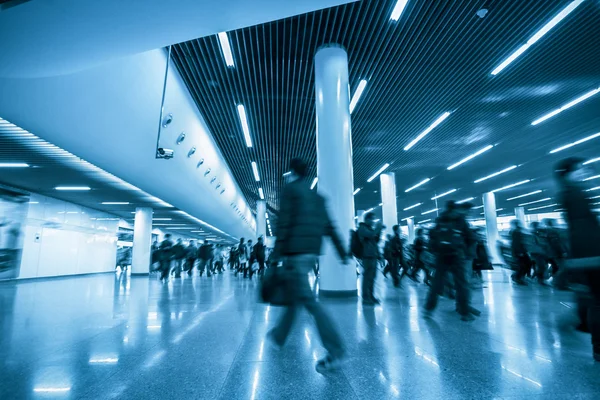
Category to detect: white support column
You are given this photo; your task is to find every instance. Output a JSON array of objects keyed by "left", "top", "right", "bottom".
[
  {"left": 380, "top": 172, "right": 398, "bottom": 235},
  {"left": 132, "top": 207, "right": 153, "bottom": 275},
  {"left": 515, "top": 206, "right": 526, "bottom": 228},
  {"left": 483, "top": 192, "right": 502, "bottom": 264},
  {"left": 406, "top": 217, "right": 415, "bottom": 243},
  {"left": 256, "top": 200, "right": 267, "bottom": 240},
  {"left": 315, "top": 44, "right": 357, "bottom": 297}
]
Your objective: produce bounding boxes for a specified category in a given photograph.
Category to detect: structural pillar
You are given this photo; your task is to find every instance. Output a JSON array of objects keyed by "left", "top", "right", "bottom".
[
  {"left": 406, "top": 217, "right": 415, "bottom": 243},
  {"left": 256, "top": 200, "right": 267, "bottom": 239},
  {"left": 315, "top": 44, "right": 357, "bottom": 297},
  {"left": 132, "top": 207, "right": 153, "bottom": 275},
  {"left": 515, "top": 206, "right": 526, "bottom": 228},
  {"left": 483, "top": 192, "right": 502, "bottom": 264},
  {"left": 380, "top": 172, "right": 398, "bottom": 235}
]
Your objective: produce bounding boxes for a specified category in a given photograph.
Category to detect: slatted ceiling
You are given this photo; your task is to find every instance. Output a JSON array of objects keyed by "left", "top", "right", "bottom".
[{"left": 171, "top": 0, "right": 600, "bottom": 223}]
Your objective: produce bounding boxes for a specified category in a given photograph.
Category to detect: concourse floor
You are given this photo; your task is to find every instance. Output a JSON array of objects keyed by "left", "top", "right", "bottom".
[{"left": 0, "top": 268, "right": 598, "bottom": 399}]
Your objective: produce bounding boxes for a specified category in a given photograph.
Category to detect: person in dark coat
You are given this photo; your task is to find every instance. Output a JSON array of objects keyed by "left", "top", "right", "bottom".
[
  {"left": 555, "top": 157, "right": 600, "bottom": 361},
  {"left": 510, "top": 219, "right": 530, "bottom": 285},
  {"left": 158, "top": 234, "right": 174, "bottom": 282},
  {"left": 358, "top": 213, "right": 384, "bottom": 305},
  {"left": 253, "top": 236, "right": 267, "bottom": 276},
  {"left": 171, "top": 238, "right": 186, "bottom": 278},
  {"left": 185, "top": 240, "right": 198, "bottom": 276},
  {"left": 198, "top": 240, "right": 214, "bottom": 277},
  {"left": 268, "top": 157, "right": 349, "bottom": 373}
]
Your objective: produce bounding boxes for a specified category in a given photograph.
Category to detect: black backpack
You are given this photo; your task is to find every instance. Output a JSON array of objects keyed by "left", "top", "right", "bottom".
[
  {"left": 432, "top": 218, "right": 464, "bottom": 256},
  {"left": 350, "top": 229, "right": 363, "bottom": 259}
]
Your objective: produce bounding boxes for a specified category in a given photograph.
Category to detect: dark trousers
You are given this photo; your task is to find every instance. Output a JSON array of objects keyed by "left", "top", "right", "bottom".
[
  {"left": 172, "top": 258, "right": 184, "bottom": 277},
  {"left": 362, "top": 258, "right": 378, "bottom": 301},
  {"left": 159, "top": 260, "right": 171, "bottom": 280},
  {"left": 513, "top": 254, "right": 531, "bottom": 281},
  {"left": 270, "top": 254, "right": 345, "bottom": 358},
  {"left": 531, "top": 253, "right": 547, "bottom": 281},
  {"left": 185, "top": 258, "right": 196, "bottom": 275},
  {"left": 199, "top": 258, "right": 213, "bottom": 276},
  {"left": 425, "top": 255, "right": 470, "bottom": 316}
]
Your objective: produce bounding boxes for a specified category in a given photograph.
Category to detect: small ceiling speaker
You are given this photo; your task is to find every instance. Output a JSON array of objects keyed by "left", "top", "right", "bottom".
[
  {"left": 176, "top": 132, "right": 186, "bottom": 145},
  {"left": 162, "top": 113, "right": 173, "bottom": 128},
  {"left": 188, "top": 147, "right": 197, "bottom": 158},
  {"left": 197, "top": 158, "right": 205, "bottom": 168},
  {"left": 204, "top": 168, "right": 211, "bottom": 177}
]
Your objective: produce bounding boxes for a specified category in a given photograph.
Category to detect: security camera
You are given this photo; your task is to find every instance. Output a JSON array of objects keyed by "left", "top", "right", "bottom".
[{"left": 156, "top": 148, "right": 174, "bottom": 159}]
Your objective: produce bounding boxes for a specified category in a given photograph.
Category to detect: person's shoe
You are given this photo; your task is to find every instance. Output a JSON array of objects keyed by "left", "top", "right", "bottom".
[
  {"left": 461, "top": 313, "right": 476, "bottom": 322},
  {"left": 468, "top": 306, "right": 482, "bottom": 316},
  {"left": 266, "top": 331, "right": 283, "bottom": 351},
  {"left": 315, "top": 354, "right": 345, "bottom": 373}
]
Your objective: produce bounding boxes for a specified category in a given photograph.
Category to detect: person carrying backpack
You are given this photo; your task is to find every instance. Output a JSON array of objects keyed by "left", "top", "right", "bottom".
[
  {"left": 423, "top": 201, "right": 477, "bottom": 321},
  {"left": 357, "top": 212, "right": 384, "bottom": 305}
]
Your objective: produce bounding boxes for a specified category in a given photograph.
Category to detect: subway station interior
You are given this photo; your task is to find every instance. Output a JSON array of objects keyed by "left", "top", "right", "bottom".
[{"left": 1, "top": 0, "right": 600, "bottom": 399}]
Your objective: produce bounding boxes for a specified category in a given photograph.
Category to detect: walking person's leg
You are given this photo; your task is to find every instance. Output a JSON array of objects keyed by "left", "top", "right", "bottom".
[
  {"left": 424, "top": 258, "right": 448, "bottom": 314},
  {"left": 361, "top": 259, "right": 377, "bottom": 303},
  {"left": 453, "top": 259, "right": 475, "bottom": 320},
  {"left": 391, "top": 258, "right": 400, "bottom": 287}
]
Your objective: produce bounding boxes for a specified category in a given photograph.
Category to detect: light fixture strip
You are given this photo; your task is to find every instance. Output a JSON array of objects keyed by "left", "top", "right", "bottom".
[
  {"left": 258, "top": 188, "right": 264, "bottom": 200},
  {"left": 447, "top": 145, "right": 493, "bottom": 170},
  {"left": 506, "top": 190, "right": 543, "bottom": 201},
  {"left": 532, "top": 87, "right": 600, "bottom": 125},
  {"left": 349, "top": 80, "right": 368, "bottom": 114},
  {"left": 367, "top": 163, "right": 390, "bottom": 183},
  {"left": 403, "top": 202, "right": 422, "bottom": 211},
  {"left": 585, "top": 186, "right": 600, "bottom": 192},
  {"left": 405, "top": 178, "right": 431, "bottom": 193},
  {"left": 251, "top": 161, "right": 260, "bottom": 181},
  {"left": 549, "top": 132, "right": 600, "bottom": 154},
  {"left": 456, "top": 197, "right": 475, "bottom": 204},
  {"left": 237, "top": 104, "right": 253, "bottom": 147},
  {"left": 518, "top": 197, "right": 551, "bottom": 207},
  {"left": 490, "top": 179, "right": 530, "bottom": 193},
  {"left": 217, "top": 32, "right": 235, "bottom": 68},
  {"left": 0, "top": 162, "right": 29, "bottom": 167},
  {"left": 404, "top": 112, "right": 451, "bottom": 151},
  {"left": 474, "top": 165, "right": 518, "bottom": 183},
  {"left": 390, "top": 0, "right": 409, "bottom": 21},
  {"left": 490, "top": 0, "right": 586, "bottom": 75},
  {"left": 55, "top": 186, "right": 91, "bottom": 191},
  {"left": 401, "top": 216, "right": 414, "bottom": 221},
  {"left": 528, "top": 203, "right": 558, "bottom": 211},
  {"left": 421, "top": 208, "right": 438, "bottom": 215},
  {"left": 584, "top": 175, "right": 600, "bottom": 182},
  {"left": 431, "top": 188, "right": 457, "bottom": 200},
  {"left": 353, "top": 188, "right": 361, "bottom": 195},
  {"left": 310, "top": 178, "right": 318, "bottom": 190},
  {"left": 102, "top": 202, "right": 130, "bottom": 205},
  {"left": 417, "top": 219, "right": 431, "bottom": 224}
]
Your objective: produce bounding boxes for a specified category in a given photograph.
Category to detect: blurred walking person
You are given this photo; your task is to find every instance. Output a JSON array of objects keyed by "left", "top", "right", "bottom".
[
  {"left": 510, "top": 220, "right": 530, "bottom": 285},
  {"left": 158, "top": 234, "right": 174, "bottom": 282},
  {"left": 185, "top": 240, "right": 198, "bottom": 276},
  {"left": 171, "top": 238, "right": 186, "bottom": 278},
  {"left": 412, "top": 228, "right": 431, "bottom": 285},
  {"left": 358, "top": 213, "right": 384, "bottom": 304},
  {"left": 267, "top": 158, "right": 349, "bottom": 373},
  {"left": 254, "top": 236, "right": 267, "bottom": 276}
]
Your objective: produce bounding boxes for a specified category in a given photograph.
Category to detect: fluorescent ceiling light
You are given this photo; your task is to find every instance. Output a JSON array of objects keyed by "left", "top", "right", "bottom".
[
  {"left": 490, "top": 0, "right": 585, "bottom": 76},
  {"left": 549, "top": 132, "right": 600, "bottom": 154},
  {"left": 310, "top": 177, "right": 318, "bottom": 190},
  {"left": 474, "top": 205, "right": 484, "bottom": 209},
  {"left": 404, "top": 112, "right": 451, "bottom": 151},
  {"left": 401, "top": 216, "right": 414, "bottom": 221},
  {"left": 506, "top": 190, "right": 543, "bottom": 201},
  {"left": 283, "top": 171, "right": 291, "bottom": 177},
  {"left": 33, "top": 387, "right": 71, "bottom": 393},
  {"left": 55, "top": 186, "right": 91, "bottom": 191},
  {"left": 496, "top": 208, "right": 504, "bottom": 212},
  {"left": 584, "top": 157, "right": 600, "bottom": 165},
  {"left": 101, "top": 202, "right": 129, "bottom": 205},
  {"left": 404, "top": 203, "right": 422, "bottom": 211},
  {"left": 390, "top": 0, "right": 408, "bottom": 21},
  {"left": 447, "top": 145, "right": 493, "bottom": 170},
  {"left": 532, "top": 87, "right": 600, "bottom": 126},
  {"left": 265, "top": 213, "right": 269, "bottom": 219},
  {"left": 153, "top": 223, "right": 187, "bottom": 226},
  {"left": 353, "top": 188, "right": 361, "bottom": 195},
  {"left": 378, "top": 203, "right": 383, "bottom": 206},
  {"left": 349, "top": 79, "right": 368, "bottom": 114},
  {"left": 474, "top": 165, "right": 518, "bottom": 183},
  {"left": 588, "top": 195, "right": 600, "bottom": 200},
  {"left": 417, "top": 219, "right": 431, "bottom": 224},
  {"left": 529, "top": 203, "right": 558, "bottom": 211},
  {"left": 166, "top": 227, "right": 195, "bottom": 230},
  {"left": 405, "top": 178, "right": 430, "bottom": 193},
  {"left": 491, "top": 179, "right": 530, "bottom": 193},
  {"left": 89, "top": 357, "right": 118, "bottom": 364},
  {"left": 217, "top": 32, "right": 235, "bottom": 67},
  {"left": 421, "top": 208, "right": 438, "bottom": 215},
  {"left": 518, "top": 197, "right": 551, "bottom": 207},
  {"left": 258, "top": 188, "right": 264, "bottom": 200},
  {"left": 365, "top": 207, "right": 375, "bottom": 213},
  {"left": 367, "top": 163, "right": 390, "bottom": 182},
  {"left": 585, "top": 186, "right": 600, "bottom": 192},
  {"left": 152, "top": 218, "right": 172, "bottom": 221},
  {"left": 251, "top": 161, "right": 260, "bottom": 181},
  {"left": 584, "top": 175, "right": 600, "bottom": 181},
  {"left": 456, "top": 197, "right": 475, "bottom": 204},
  {"left": 431, "top": 189, "right": 457, "bottom": 200},
  {"left": 0, "top": 162, "right": 29, "bottom": 167},
  {"left": 237, "top": 104, "right": 253, "bottom": 147}
]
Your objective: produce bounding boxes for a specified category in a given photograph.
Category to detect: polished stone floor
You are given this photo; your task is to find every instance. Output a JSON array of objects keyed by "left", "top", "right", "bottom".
[{"left": 0, "top": 268, "right": 598, "bottom": 400}]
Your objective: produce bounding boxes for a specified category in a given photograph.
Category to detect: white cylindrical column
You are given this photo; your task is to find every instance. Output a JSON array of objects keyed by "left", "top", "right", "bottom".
[
  {"left": 380, "top": 172, "right": 398, "bottom": 234},
  {"left": 483, "top": 192, "right": 502, "bottom": 264},
  {"left": 256, "top": 200, "right": 267, "bottom": 239},
  {"left": 132, "top": 207, "right": 153, "bottom": 275},
  {"left": 315, "top": 45, "right": 357, "bottom": 297},
  {"left": 406, "top": 217, "right": 415, "bottom": 243},
  {"left": 515, "top": 206, "right": 526, "bottom": 227}
]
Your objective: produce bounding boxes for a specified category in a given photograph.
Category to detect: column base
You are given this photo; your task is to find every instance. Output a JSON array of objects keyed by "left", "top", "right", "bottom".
[{"left": 319, "top": 289, "right": 357, "bottom": 298}]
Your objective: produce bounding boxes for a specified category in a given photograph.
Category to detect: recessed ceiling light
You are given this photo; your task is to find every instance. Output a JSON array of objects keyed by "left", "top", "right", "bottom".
[
  {"left": 532, "top": 87, "right": 600, "bottom": 126},
  {"left": 349, "top": 79, "right": 368, "bottom": 114},
  {"left": 367, "top": 163, "right": 390, "bottom": 183},
  {"left": 491, "top": 0, "right": 585, "bottom": 76},
  {"left": 474, "top": 165, "right": 518, "bottom": 183},
  {"left": 310, "top": 178, "right": 318, "bottom": 190},
  {"left": 401, "top": 216, "right": 414, "bottom": 221},
  {"left": 518, "top": 198, "right": 551, "bottom": 207},
  {"left": 432, "top": 189, "right": 457, "bottom": 200},
  {"left": 390, "top": 0, "right": 408, "bottom": 21},
  {"left": 447, "top": 145, "right": 493, "bottom": 170},
  {"left": 258, "top": 188, "right": 265, "bottom": 200},
  {"left": 237, "top": 104, "right": 253, "bottom": 147},
  {"left": 353, "top": 188, "right": 362, "bottom": 195},
  {"left": 584, "top": 175, "right": 600, "bottom": 182},
  {"left": 403, "top": 203, "right": 422, "bottom": 211},
  {"left": 585, "top": 186, "right": 600, "bottom": 192},
  {"left": 528, "top": 203, "right": 558, "bottom": 211},
  {"left": 55, "top": 186, "right": 91, "bottom": 191},
  {"left": 421, "top": 208, "right": 438, "bottom": 215},
  {"left": 405, "top": 178, "right": 430, "bottom": 193},
  {"left": 101, "top": 202, "right": 130, "bottom": 205},
  {"left": 549, "top": 132, "right": 600, "bottom": 154},
  {"left": 0, "top": 162, "right": 29, "bottom": 168},
  {"left": 490, "top": 179, "right": 530, "bottom": 193},
  {"left": 217, "top": 32, "right": 235, "bottom": 67},
  {"left": 404, "top": 112, "right": 451, "bottom": 151},
  {"left": 152, "top": 218, "right": 172, "bottom": 221},
  {"left": 583, "top": 157, "right": 600, "bottom": 165},
  {"left": 417, "top": 219, "right": 431, "bottom": 224},
  {"left": 251, "top": 161, "right": 260, "bottom": 181},
  {"left": 506, "top": 190, "right": 543, "bottom": 201},
  {"left": 456, "top": 197, "right": 475, "bottom": 204},
  {"left": 153, "top": 223, "right": 187, "bottom": 226}
]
